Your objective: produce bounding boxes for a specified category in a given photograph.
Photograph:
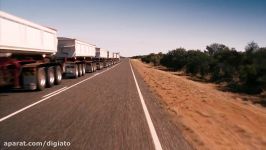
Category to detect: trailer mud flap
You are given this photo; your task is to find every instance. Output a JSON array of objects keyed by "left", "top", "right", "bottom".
[
  {"left": 85, "top": 64, "right": 93, "bottom": 73},
  {"left": 22, "top": 68, "right": 37, "bottom": 90}
]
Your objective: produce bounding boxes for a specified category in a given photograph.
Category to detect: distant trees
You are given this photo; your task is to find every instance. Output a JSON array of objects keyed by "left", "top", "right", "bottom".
[
  {"left": 139, "top": 52, "right": 164, "bottom": 66},
  {"left": 160, "top": 48, "right": 187, "bottom": 70},
  {"left": 245, "top": 41, "right": 259, "bottom": 54},
  {"left": 239, "top": 46, "right": 266, "bottom": 93},
  {"left": 206, "top": 43, "right": 229, "bottom": 56},
  {"left": 185, "top": 50, "right": 210, "bottom": 77},
  {"left": 210, "top": 47, "right": 243, "bottom": 82},
  {"left": 132, "top": 42, "right": 266, "bottom": 94}
]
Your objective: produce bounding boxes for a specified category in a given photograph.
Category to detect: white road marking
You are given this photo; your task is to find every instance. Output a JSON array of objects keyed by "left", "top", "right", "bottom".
[
  {"left": 0, "top": 63, "right": 120, "bottom": 122},
  {"left": 129, "top": 61, "right": 163, "bottom": 150},
  {"left": 93, "top": 72, "right": 100, "bottom": 76},
  {"left": 42, "top": 86, "right": 68, "bottom": 98}
]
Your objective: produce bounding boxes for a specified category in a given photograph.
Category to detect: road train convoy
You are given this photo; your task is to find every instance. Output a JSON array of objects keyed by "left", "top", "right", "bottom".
[{"left": 0, "top": 11, "right": 120, "bottom": 91}]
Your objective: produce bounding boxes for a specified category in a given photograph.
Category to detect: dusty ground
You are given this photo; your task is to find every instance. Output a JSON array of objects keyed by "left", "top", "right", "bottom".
[{"left": 131, "top": 59, "right": 266, "bottom": 150}]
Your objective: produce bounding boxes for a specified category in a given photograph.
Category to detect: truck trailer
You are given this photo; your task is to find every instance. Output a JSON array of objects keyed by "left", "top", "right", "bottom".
[
  {"left": 107, "top": 51, "right": 113, "bottom": 67},
  {"left": 113, "top": 52, "right": 120, "bottom": 64},
  {"left": 0, "top": 11, "right": 121, "bottom": 91},
  {"left": 95, "top": 48, "right": 108, "bottom": 70},
  {"left": 56, "top": 37, "right": 97, "bottom": 78},
  {"left": 0, "top": 11, "right": 62, "bottom": 90}
]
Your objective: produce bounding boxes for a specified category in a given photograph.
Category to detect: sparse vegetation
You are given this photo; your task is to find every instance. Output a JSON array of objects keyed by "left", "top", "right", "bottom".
[{"left": 132, "top": 42, "right": 266, "bottom": 94}]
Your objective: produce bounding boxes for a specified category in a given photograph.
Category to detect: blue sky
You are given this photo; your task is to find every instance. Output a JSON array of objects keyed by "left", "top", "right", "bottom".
[{"left": 1, "top": 0, "right": 266, "bottom": 56}]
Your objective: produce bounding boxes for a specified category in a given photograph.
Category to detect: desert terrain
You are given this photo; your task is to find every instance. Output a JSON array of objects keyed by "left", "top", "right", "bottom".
[{"left": 131, "top": 59, "right": 266, "bottom": 150}]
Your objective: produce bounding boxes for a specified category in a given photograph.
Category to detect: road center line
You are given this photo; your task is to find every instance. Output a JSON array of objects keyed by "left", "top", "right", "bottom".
[
  {"left": 0, "top": 63, "right": 120, "bottom": 123},
  {"left": 129, "top": 61, "right": 163, "bottom": 150},
  {"left": 42, "top": 86, "right": 68, "bottom": 98}
]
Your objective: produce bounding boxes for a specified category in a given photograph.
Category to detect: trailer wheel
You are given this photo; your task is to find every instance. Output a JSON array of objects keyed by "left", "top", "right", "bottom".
[
  {"left": 46, "top": 67, "right": 55, "bottom": 87},
  {"left": 37, "top": 67, "right": 46, "bottom": 91},
  {"left": 82, "top": 64, "right": 86, "bottom": 75},
  {"left": 78, "top": 64, "right": 83, "bottom": 76},
  {"left": 74, "top": 64, "right": 79, "bottom": 78},
  {"left": 91, "top": 65, "right": 95, "bottom": 72},
  {"left": 54, "top": 66, "right": 62, "bottom": 85},
  {"left": 90, "top": 64, "right": 93, "bottom": 72},
  {"left": 100, "top": 63, "right": 103, "bottom": 70},
  {"left": 93, "top": 65, "right": 97, "bottom": 72}
]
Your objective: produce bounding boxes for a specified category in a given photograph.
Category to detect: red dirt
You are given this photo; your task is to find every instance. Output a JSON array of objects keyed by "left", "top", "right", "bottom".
[{"left": 131, "top": 59, "right": 266, "bottom": 150}]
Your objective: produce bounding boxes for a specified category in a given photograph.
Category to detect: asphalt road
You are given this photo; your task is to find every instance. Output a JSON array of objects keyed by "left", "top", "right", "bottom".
[{"left": 0, "top": 59, "right": 191, "bottom": 150}]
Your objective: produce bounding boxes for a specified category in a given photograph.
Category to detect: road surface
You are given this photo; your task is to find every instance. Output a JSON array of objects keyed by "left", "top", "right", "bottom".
[{"left": 0, "top": 59, "right": 191, "bottom": 150}]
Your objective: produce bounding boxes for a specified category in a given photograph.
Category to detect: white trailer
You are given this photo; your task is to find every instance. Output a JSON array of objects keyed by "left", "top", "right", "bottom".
[
  {"left": 108, "top": 51, "right": 113, "bottom": 59},
  {"left": 96, "top": 48, "right": 108, "bottom": 58},
  {"left": 113, "top": 52, "right": 120, "bottom": 63},
  {"left": 107, "top": 51, "right": 114, "bottom": 66},
  {"left": 0, "top": 11, "right": 57, "bottom": 54},
  {"left": 95, "top": 48, "right": 108, "bottom": 69},
  {"left": 0, "top": 11, "right": 62, "bottom": 90},
  {"left": 56, "top": 37, "right": 97, "bottom": 78}
]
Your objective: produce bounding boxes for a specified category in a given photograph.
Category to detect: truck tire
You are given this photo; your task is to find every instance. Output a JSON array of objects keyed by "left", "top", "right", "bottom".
[
  {"left": 82, "top": 64, "right": 86, "bottom": 75},
  {"left": 78, "top": 64, "right": 83, "bottom": 76},
  {"left": 74, "top": 64, "right": 79, "bottom": 78},
  {"left": 80, "top": 64, "right": 84, "bottom": 76},
  {"left": 46, "top": 67, "right": 55, "bottom": 87},
  {"left": 90, "top": 64, "right": 94, "bottom": 72},
  {"left": 37, "top": 67, "right": 46, "bottom": 91},
  {"left": 93, "top": 65, "right": 97, "bottom": 72},
  {"left": 100, "top": 63, "right": 103, "bottom": 70},
  {"left": 54, "top": 66, "right": 62, "bottom": 85}
]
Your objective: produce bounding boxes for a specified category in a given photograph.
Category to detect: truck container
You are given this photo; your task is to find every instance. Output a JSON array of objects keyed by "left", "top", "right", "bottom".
[
  {"left": 95, "top": 48, "right": 108, "bottom": 69},
  {"left": 107, "top": 51, "right": 113, "bottom": 67},
  {"left": 0, "top": 11, "right": 62, "bottom": 90},
  {"left": 56, "top": 37, "right": 97, "bottom": 78},
  {"left": 113, "top": 52, "right": 120, "bottom": 64}
]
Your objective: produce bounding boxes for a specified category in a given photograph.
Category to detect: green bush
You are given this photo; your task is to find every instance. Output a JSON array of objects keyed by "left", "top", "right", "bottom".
[
  {"left": 138, "top": 42, "right": 265, "bottom": 94},
  {"left": 160, "top": 48, "right": 187, "bottom": 70},
  {"left": 140, "top": 52, "right": 164, "bottom": 66},
  {"left": 210, "top": 47, "right": 243, "bottom": 82},
  {"left": 185, "top": 50, "right": 210, "bottom": 77},
  {"left": 239, "top": 47, "right": 266, "bottom": 92}
]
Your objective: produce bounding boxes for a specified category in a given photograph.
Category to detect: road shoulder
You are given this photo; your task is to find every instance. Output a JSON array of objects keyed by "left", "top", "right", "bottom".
[
  {"left": 131, "top": 60, "right": 192, "bottom": 150},
  {"left": 131, "top": 59, "right": 266, "bottom": 150}
]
